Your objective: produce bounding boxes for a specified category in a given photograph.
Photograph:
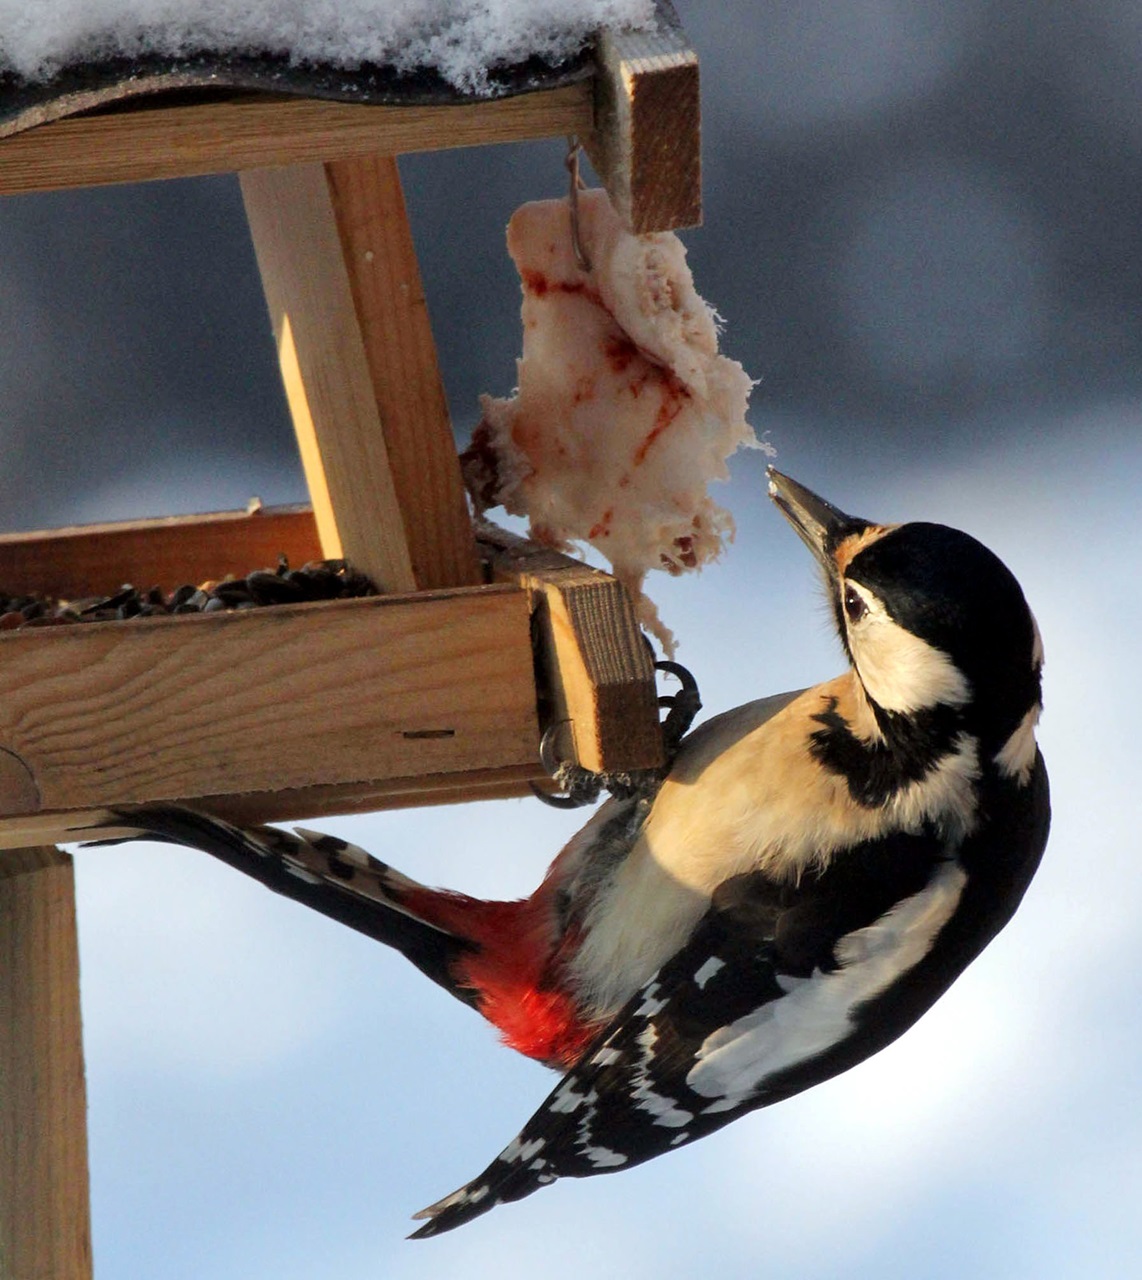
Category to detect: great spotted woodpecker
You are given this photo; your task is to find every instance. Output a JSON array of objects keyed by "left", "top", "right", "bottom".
[{"left": 104, "top": 468, "right": 1049, "bottom": 1237}]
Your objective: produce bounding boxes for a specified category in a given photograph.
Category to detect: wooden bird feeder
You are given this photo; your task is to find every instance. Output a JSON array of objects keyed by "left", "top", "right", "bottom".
[{"left": 0, "top": 3, "right": 700, "bottom": 1273}]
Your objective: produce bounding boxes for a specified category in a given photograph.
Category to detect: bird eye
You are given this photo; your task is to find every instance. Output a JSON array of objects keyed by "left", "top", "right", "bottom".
[{"left": 843, "top": 585, "right": 867, "bottom": 624}]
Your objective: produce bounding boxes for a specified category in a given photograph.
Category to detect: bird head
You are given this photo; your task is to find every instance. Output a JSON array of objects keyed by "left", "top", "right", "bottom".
[{"left": 767, "top": 468, "right": 1043, "bottom": 762}]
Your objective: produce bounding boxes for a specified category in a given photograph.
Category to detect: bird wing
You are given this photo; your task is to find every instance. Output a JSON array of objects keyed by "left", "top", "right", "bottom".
[{"left": 411, "top": 827, "right": 960, "bottom": 1237}]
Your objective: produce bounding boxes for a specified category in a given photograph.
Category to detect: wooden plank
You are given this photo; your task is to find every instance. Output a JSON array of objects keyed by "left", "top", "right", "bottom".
[
  {"left": 0, "top": 504, "right": 662, "bottom": 782},
  {"left": 0, "top": 504, "right": 323, "bottom": 601},
  {"left": 325, "top": 154, "right": 481, "bottom": 590},
  {"left": 480, "top": 525, "right": 662, "bottom": 774},
  {"left": 585, "top": 0, "right": 701, "bottom": 232},
  {"left": 0, "top": 588, "right": 538, "bottom": 815},
  {"left": 205, "top": 766, "right": 540, "bottom": 818},
  {"left": 0, "top": 765, "right": 545, "bottom": 849},
  {"left": 0, "top": 850, "right": 93, "bottom": 1280},
  {"left": 0, "top": 87, "right": 594, "bottom": 196},
  {"left": 242, "top": 164, "right": 418, "bottom": 593}
]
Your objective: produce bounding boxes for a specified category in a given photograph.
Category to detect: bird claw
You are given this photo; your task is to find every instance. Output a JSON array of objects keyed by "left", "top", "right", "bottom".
[
  {"left": 655, "top": 660, "right": 702, "bottom": 754},
  {"left": 531, "top": 723, "right": 607, "bottom": 808},
  {"left": 532, "top": 660, "right": 702, "bottom": 809}
]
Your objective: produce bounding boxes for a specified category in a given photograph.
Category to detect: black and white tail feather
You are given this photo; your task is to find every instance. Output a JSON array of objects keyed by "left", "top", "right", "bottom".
[{"left": 89, "top": 807, "right": 480, "bottom": 1008}]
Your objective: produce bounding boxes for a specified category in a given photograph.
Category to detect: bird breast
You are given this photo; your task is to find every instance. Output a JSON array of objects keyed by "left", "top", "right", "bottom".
[{"left": 567, "top": 678, "right": 919, "bottom": 1017}]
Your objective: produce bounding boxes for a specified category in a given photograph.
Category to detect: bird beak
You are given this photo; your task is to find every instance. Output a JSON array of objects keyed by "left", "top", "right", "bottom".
[{"left": 766, "top": 467, "right": 867, "bottom": 579}]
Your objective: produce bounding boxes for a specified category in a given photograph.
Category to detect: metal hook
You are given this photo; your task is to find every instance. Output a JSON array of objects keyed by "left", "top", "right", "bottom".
[{"left": 565, "top": 135, "right": 593, "bottom": 274}]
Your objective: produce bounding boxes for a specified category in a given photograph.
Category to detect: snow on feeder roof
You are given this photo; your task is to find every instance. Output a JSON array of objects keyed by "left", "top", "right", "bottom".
[{"left": 0, "top": 0, "right": 656, "bottom": 101}]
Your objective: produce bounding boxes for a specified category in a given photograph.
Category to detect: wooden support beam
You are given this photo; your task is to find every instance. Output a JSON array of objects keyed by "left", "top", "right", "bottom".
[
  {"left": 0, "top": 849, "right": 93, "bottom": 1280},
  {"left": 0, "top": 86, "right": 595, "bottom": 196},
  {"left": 0, "top": 766, "right": 544, "bottom": 851},
  {"left": 243, "top": 158, "right": 480, "bottom": 592},
  {"left": 480, "top": 525, "right": 662, "bottom": 775},
  {"left": 0, "top": 5, "right": 700, "bottom": 232},
  {"left": 585, "top": 0, "right": 701, "bottom": 232},
  {"left": 325, "top": 154, "right": 481, "bottom": 589},
  {"left": 242, "top": 163, "right": 417, "bottom": 592},
  {"left": 0, "top": 588, "right": 538, "bottom": 820},
  {"left": 0, "top": 504, "right": 322, "bottom": 602}
]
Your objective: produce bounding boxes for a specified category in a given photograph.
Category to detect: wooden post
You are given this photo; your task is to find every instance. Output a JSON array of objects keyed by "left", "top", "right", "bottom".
[
  {"left": 325, "top": 155, "right": 481, "bottom": 590},
  {"left": 0, "top": 850, "right": 93, "bottom": 1280},
  {"left": 241, "top": 155, "right": 481, "bottom": 593},
  {"left": 240, "top": 161, "right": 418, "bottom": 593},
  {"left": 585, "top": 3, "right": 701, "bottom": 233}
]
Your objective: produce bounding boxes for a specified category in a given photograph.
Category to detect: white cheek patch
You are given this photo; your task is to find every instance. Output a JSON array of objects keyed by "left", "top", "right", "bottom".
[
  {"left": 845, "top": 584, "right": 971, "bottom": 714},
  {"left": 686, "top": 860, "right": 968, "bottom": 1112}
]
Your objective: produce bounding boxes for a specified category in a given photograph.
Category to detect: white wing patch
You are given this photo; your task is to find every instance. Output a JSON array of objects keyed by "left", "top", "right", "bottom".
[
  {"left": 550, "top": 1078, "right": 589, "bottom": 1113},
  {"left": 582, "top": 1142, "right": 628, "bottom": 1168},
  {"left": 572, "top": 1091, "right": 629, "bottom": 1167},
  {"left": 635, "top": 982, "right": 669, "bottom": 1017},
  {"left": 994, "top": 703, "right": 1040, "bottom": 784},
  {"left": 686, "top": 860, "right": 968, "bottom": 1112},
  {"left": 693, "top": 956, "right": 726, "bottom": 989},
  {"left": 630, "top": 1025, "right": 694, "bottom": 1128},
  {"left": 590, "top": 1045, "right": 622, "bottom": 1067},
  {"left": 501, "top": 1135, "right": 546, "bottom": 1165}
]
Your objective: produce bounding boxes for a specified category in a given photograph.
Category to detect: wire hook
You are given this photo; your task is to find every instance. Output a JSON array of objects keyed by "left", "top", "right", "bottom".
[{"left": 565, "top": 135, "right": 592, "bottom": 274}]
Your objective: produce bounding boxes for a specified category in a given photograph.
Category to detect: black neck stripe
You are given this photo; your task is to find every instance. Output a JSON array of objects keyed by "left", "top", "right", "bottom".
[{"left": 809, "top": 696, "right": 966, "bottom": 808}]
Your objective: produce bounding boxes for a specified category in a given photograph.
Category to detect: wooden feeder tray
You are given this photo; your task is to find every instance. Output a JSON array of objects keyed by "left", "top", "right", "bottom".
[{"left": 0, "top": 3, "right": 701, "bottom": 1274}]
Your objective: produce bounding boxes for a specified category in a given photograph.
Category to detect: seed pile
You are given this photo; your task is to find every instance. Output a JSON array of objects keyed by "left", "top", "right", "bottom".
[{"left": 0, "top": 559, "right": 377, "bottom": 630}]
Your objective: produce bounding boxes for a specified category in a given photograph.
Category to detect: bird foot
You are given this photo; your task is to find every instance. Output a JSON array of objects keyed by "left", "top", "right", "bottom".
[
  {"left": 654, "top": 660, "right": 703, "bottom": 756},
  {"left": 532, "top": 660, "right": 702, "bottom": 809}
]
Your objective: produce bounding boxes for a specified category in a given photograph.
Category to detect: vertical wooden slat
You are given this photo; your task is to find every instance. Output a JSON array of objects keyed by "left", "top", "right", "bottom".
[
  {"left": 326, "top": 155, "right": 481, "bottom": 589},
  {"left": 0, "top": 849, "right": 93, "bottom": 1280},
  {"left": 479, "top": 527, "right": 662, "bottom": 773},
  {"left": 240, "top": 163, "right": 418, "bottom": 593},
  {"left": 586, "top": 0, "right": 701, "bottom": 233},
  {"left": 241, "top": 156, "right": 481, "bottom": 593}
]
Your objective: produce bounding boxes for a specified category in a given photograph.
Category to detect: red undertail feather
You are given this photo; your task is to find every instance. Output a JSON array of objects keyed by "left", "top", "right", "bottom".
[{"left": 399, "top": 886, "right": 600, "bottom": 1068}]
